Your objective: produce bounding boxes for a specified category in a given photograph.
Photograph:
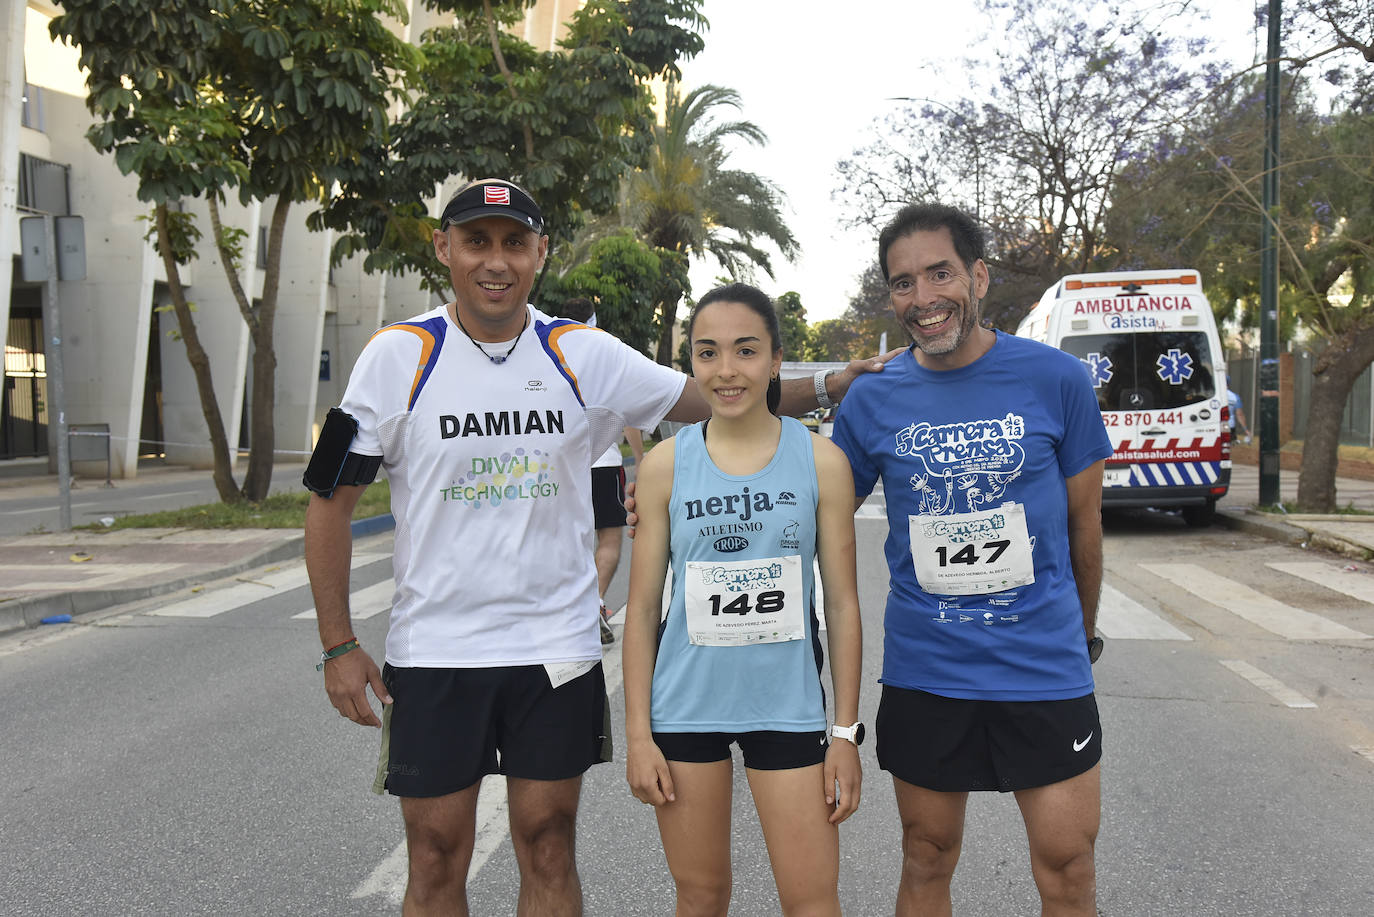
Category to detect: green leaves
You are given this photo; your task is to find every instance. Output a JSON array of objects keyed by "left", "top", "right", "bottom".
[{"left": 54, "top": 0, "right": 414, "bottom": 207}]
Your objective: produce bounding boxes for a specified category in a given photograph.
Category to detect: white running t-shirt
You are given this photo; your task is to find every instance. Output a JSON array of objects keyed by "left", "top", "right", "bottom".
[{"left": 340, "top": 304, "right": 685, "bottom": 667}]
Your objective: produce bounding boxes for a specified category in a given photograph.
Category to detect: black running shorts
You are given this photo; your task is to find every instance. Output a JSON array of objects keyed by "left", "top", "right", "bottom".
[
  {"left": 591, "top": 465, "right": 628, "bottom": 529},
  {"left": 876, "top": 685, "right": 1101, "bottom": 793},
  {"left": 653, "top": 730, "right": 828, "bottom": 770},
  {"left": 373, "top": 662, "right": 610, "bottom": 797}
]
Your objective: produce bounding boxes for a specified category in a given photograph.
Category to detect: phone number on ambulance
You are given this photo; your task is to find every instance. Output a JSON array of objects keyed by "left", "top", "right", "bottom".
[{"left": 1101, "top": 411, "right": 1184, "bottom": 427}]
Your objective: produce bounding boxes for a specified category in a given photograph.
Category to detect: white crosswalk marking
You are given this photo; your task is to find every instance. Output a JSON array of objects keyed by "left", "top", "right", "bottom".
[
  {"left": 146, "top": 553, "right": 387, "bottom": 618},
  {"left": 855, "top": 502, "right": 887, "bottom": 519},
  {"left": 1138, "top": 563, "right": 1371, "bottom": 640},
  {"left": 1219, "top": 659, "right": 1317, "bottom": 708},
  {"left": 1096, "top": 584, "right": 1191, "bottom": 640},
  {"left": 291, "top": 579, "right": 395, "bottom": 621},
  {"left": 1266, "top": 561, "right": 1374, "bottom": 605}
]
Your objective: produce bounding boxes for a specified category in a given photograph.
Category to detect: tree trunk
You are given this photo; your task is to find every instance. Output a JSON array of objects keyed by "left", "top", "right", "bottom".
[
  {"left": 1297, "top": 375, "right": 1345, "bottom": 513},
  {"left": 1295, "top": 325, "right": 1374, "bottom": 512},
  {"left": 241, "top": 197, "right": 289, "bottom": 502},
  {"left": 654, "top": 289, "right": 683, "bottom": 367},
  {"left": 154, "top": 203, "right": 241, "bottom": 503}
]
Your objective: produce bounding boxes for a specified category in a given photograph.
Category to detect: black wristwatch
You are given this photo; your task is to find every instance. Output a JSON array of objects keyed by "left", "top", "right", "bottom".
[{"left": 1087, "top": 635, "right": 1104, "bottom": 664}]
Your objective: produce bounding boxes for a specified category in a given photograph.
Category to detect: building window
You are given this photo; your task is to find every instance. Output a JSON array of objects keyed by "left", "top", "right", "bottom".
[
  {"left": 21, "top": 82, "right": 44, "bottom": 132},
  {"left": 17, "top": 153, "right": 70, "bottom": 215}
]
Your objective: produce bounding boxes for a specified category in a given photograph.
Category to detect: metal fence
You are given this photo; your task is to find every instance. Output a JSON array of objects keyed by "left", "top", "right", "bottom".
[{"left": 1229, "top": 350, "right": 1374, "bottom": 447}]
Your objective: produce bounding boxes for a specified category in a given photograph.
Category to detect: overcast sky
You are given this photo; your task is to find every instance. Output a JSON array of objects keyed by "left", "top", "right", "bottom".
[{"left": 678, "top": 0, "right": 1266, "bottom": 323}]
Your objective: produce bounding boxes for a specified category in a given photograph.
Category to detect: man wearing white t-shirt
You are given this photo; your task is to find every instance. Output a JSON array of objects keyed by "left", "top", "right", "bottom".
[{"left": 303, "top": 178, "right": 891, "bottom": 915}]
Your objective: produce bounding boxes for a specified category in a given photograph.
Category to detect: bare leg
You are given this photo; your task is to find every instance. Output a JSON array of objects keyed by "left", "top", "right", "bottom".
[
  {"left": 1014, "top": 764, "right": 1100, "bottom": 916},
  {"left": 400, "top": 781, "right": 482, "bottom": 916},
  {"left": 507, "top": 775, "right": 585, "bottom": 917},
  {"left": 747, "top": 763, "right": 841, "bottom": 917},
  {"left": 892, "top": 778, "right": 968, "bottom": 917},
  {"left": 593, "top": 526, "right": 623, "bottom": 601},
  {"left": 655, "top": 759, "right": 734, "bottom": 917}
]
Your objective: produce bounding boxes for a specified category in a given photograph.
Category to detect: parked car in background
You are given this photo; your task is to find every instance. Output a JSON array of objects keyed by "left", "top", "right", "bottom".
[{"left": 818, "top": 407, "right": 836, "bottom": 438}]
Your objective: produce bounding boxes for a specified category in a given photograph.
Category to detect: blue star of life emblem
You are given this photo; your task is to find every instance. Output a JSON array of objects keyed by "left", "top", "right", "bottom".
[
  {"left": 1081, "top": 352, "right": 1113, "bottom": 388},
  {"left": 1155, "top": 348, "right": 1194, "bottom": 384}
]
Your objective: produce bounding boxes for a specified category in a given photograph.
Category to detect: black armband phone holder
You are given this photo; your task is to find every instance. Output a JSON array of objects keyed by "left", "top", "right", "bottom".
[{"left": 303, "top": 408, "right": 382, "bottom": 497}]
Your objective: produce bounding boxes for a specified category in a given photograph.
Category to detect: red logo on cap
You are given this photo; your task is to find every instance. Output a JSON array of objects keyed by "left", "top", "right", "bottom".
[{"left": 484, "top": 186, "right": 511, "bottom": 206}]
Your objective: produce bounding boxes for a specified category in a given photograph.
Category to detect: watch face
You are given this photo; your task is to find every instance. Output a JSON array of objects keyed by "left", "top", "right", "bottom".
[
  {"left": 854, "top": 722, "right": 866, "bottom": 746},
  {"left": 1088, "top": 636, "right": 1104, "bottom": 664}
]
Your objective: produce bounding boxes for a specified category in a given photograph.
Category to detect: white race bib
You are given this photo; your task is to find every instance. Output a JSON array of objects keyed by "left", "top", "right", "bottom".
[
  {"left": 544, "top": 658, "right": 598, "bottom": 688},
  {"left": 683, "top": 554, "right": 805, "bottom": 646},
  {"left": 909, "top": 502, "right": 1035, "bottom": 595}
]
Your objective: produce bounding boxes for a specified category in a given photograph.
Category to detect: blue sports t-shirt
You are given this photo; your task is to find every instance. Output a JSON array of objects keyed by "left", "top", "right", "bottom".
[{"left": 832, "top": 332, "right": 1113, "bottom": 701}]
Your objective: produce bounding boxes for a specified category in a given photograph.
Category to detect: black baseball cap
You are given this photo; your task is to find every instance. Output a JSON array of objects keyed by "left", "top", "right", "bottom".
[{"left": 439, "top": 179, "right": 543, "bottom": 233}]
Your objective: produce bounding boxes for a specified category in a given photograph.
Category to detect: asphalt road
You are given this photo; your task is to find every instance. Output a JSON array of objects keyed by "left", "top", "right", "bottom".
[{"left": 1, "top": 499, "right": 1371, "bottom": 915}]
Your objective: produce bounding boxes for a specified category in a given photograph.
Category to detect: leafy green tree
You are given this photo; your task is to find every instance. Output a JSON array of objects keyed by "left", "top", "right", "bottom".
[
  {"left": 805, "top": 319, "right": 862, "bottom": 363},
  {"left": 52, "top": 0, "right": 413, "bottom": 502},
  {"left": 802, "top": 264, "right": 904, "bottom": 362},
  {"left": 536, "top": 230, "right": 686, "bottom": 357},
  {"left": 774, "top": 291, "right": 808, "bottom": 362},
  {"left": 1103, "top": 70, "right": 1373, "bottom": 512},
  {"left": 620, "top": 83, "right": 799, "bottom": 364},
  {"left": 314, "top": 0, "right": 707, "bottom": 296}
]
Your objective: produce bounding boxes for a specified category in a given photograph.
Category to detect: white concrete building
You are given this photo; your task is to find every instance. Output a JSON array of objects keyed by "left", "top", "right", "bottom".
[{"left": 1, "top": 0, "right": 583, "bottom": 477}]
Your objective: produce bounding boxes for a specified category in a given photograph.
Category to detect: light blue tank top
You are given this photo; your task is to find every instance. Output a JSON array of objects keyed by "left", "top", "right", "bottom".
[{"left": 650, "top": 416, "right": 826, "bottom": 733}]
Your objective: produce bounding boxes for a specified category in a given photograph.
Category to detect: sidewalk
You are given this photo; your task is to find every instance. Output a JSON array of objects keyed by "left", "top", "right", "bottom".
[
  {"left": 2, "top": 460, "right": 1373, "bottom": 635},
  {"left": 0, "top": 463, "right": 393, "bottom": 634},
  {"left": 1216, "top": 461, "right": 1374, "bottom": 561}
]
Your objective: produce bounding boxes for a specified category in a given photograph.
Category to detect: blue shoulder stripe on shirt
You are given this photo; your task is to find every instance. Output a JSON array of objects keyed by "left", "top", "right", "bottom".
[
  {"left": 368, "top": 315, "right": 448, "bottom": 411},
  {"left": 536, "top": 317, "right": 605, "bottom": 408}
]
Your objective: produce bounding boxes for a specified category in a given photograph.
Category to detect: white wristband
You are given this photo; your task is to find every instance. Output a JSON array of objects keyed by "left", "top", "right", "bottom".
[{"left": 814, "top": 369, "right": 835, "bottom": 409}]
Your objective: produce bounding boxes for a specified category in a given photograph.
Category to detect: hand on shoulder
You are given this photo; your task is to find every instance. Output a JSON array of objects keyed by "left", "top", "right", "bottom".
[{"left": 831, "top": 347, "right": 906, "bottom": 401}]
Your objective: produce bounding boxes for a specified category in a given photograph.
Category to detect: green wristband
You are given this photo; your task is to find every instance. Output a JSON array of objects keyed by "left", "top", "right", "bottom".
[{"left": 316, "top": 637, "right": 360, "bottom": 671}]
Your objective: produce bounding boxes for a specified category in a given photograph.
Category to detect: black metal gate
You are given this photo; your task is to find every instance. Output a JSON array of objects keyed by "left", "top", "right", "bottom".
[{"left": 2, "top": 307, "right": 48, "bottom": 459}]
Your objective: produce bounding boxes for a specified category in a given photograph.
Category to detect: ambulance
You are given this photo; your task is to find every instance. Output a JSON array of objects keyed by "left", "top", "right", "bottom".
[{"left": 1015, "top": 269, "right": 1230, "bottom": 526}]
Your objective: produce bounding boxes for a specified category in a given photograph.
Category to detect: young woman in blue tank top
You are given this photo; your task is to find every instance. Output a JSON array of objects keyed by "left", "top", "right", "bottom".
[{"left": 623, "top": 283, "right": 864, "bottom": 917}]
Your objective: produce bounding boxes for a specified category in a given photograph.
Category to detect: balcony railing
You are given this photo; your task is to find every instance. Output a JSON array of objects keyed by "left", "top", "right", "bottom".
[{"left": 17, "top": 153, "right": 71, "bottom": 216}]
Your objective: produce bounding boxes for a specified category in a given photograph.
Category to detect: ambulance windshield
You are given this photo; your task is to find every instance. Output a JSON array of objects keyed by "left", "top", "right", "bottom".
[{"left": 1060, "top": 331, "right": 1216, "bottom": 411}]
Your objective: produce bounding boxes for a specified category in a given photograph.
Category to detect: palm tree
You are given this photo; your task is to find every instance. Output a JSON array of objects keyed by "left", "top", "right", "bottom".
[{"left": 620, "top": 83, "right": 799, "bottom": 364}]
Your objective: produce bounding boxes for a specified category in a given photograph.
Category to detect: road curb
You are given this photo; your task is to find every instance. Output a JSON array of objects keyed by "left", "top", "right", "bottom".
[
  {"left": 1214, "top": 508, "right": 1309, "bottom": 545},
  {"left": 1216, "top": 508, "right": 1374, "bottom": 560},
  {"left": 0, "top": 513, "right": 395, "bottom": 636}
]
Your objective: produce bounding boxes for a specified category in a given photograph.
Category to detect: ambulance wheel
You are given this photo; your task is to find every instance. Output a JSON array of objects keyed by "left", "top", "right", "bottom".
[{"left": 1182, "top": 501, "right": 1216, "bottom": 528}]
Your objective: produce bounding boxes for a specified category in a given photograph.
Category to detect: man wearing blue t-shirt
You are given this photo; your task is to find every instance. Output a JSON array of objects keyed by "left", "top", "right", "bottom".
[{"left": 831, "top": 203, "right": 1112, "bottom": 916}]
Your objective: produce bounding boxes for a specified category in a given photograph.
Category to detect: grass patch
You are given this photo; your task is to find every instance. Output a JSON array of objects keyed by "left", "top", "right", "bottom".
[{"left": 76, "top": 479, "right": 393, "bottom": 531}]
